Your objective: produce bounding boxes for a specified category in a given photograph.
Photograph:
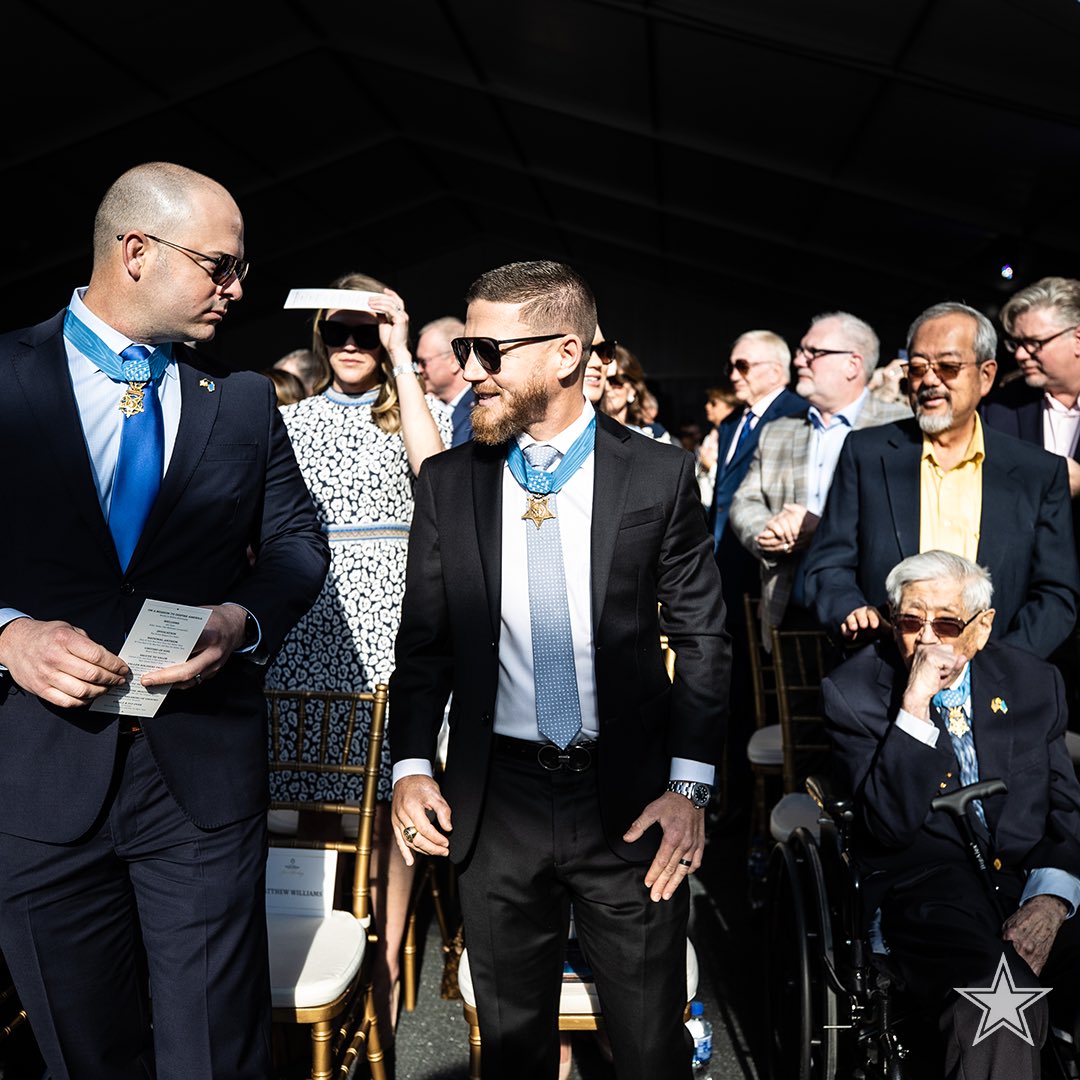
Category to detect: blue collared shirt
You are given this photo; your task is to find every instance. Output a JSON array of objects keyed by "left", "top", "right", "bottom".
[{"left": 805, "top": 389, "right": 868, "bottom": 515}]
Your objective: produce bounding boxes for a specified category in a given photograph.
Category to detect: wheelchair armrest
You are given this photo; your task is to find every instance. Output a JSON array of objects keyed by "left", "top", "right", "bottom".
[{"left": 806, "top": 774, "right": 854, "bottom": 824}]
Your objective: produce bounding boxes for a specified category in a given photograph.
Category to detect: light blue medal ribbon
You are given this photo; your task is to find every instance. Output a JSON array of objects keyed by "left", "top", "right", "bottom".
[
  {"left": 506, "top": 414, "right": 597, "bottom": 498},
  {"left": 63, "top": 309, "right": 171, "bottom": 385}
]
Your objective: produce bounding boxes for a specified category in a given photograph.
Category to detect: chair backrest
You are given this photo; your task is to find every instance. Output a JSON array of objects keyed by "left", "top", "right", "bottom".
[
  {"left": 743, "top": 592, "right": 777, "bottom": 732},
  {"left": 770, "top": 628, "right": 842, "bottom": 793},
  {"left": 265, "top": 685, "right": 388, "bottom": 922}
]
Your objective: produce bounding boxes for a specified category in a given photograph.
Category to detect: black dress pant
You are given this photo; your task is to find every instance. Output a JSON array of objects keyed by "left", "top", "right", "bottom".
[
  {"left": 457, "top": 744, "right": 693, "bottom": 1080},
  {"left": 0, "top": 734, "right": 272, "bottom": 1080}
]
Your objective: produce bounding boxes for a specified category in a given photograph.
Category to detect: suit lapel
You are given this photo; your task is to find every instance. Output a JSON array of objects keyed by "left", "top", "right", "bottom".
[
  {"left": 975, "top": 428, "right": 1019, "bottom": 578},
  {"left": 472, "top": 441, "right": 505, "bottom": 642},
  {"left": 969, "top": 651, "right": 1013, "bottom": 837},
  {"left": 790, "top": 420, "right": 812, "bottom": 506},
  {"left": 590, "top": 416, "right": 633, "bottom": 630},
  {"left": 881, "top": 423, "right": 921, "bottom": 558},
  {"left": 11, "top": 321, "right": 118, "bottom": 567}
]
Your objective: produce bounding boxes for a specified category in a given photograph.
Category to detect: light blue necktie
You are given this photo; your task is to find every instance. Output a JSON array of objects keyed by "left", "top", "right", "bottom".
[
  {"left": 108, "top": 345, "right": 164, "bottom": 571},
  {"left": 933, "top": 667, "right": 986, "bottom": 827},
  {"left": 524, "top": 443, "right": 583, "bottom": 749}
]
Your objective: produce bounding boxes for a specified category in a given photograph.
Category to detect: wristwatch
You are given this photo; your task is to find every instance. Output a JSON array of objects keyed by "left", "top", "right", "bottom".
[
  {"left": 242, "top": 609, "right": 259, "bottom": 649},
  {"left": 668, "top": 780, "right": 712, "bottom": 809}
]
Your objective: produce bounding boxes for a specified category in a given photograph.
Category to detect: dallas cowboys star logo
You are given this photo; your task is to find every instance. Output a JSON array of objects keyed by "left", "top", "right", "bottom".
[{"left": 954, "top": 953, "right": 1051, "bottom": 1046}]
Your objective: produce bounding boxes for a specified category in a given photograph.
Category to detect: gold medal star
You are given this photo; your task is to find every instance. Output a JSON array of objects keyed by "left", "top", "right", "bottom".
[
  {"left": 522, "top": 495, "right": 556, "bottom": 529},
  {"left": 946, "top": 705, "right": 970, "bottom": 738}
]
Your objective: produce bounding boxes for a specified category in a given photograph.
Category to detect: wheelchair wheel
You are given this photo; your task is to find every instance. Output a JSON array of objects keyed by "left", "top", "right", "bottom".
[{"left": 763, "top": 827, "right": 839, "bottom": 1080}]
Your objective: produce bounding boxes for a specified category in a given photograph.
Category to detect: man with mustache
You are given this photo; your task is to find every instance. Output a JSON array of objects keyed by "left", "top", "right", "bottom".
[
  {"left": 388, "top": 260, "right": 730, "bottom": 1079},
  {"left": 803, "top": 301, "right": 1080, "bottom": 660}
]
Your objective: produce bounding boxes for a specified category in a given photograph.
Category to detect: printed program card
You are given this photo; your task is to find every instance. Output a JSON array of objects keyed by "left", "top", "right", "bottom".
[
  {"left": 89, "top": 600, "right": 211, "bottom": 718},
  {"left": 283, "top": 288, "right": 380, "bottom": 313},
  {"left": 265, "top": 848, "right": 338, "bottom": 916}
]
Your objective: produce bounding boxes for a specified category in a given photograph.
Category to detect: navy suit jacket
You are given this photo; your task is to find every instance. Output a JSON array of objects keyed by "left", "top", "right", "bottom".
[
  {"left": 450, "top": 388, "right": 476, "bottom": 447},
  {"left": 822, "top": 640, "right": 1080, "bottom": 914},
  {"left": 708, "top": 387, "right": 807, "bottom": 549},
  {"left": 389, "top": 411, "right": 731, "bottom": 864},
  {"left": 0, "top": 311, "right": 330, "bottom": 843},
  {"left": 803, "top": 418, "right": 1080, "bottom": 659}
]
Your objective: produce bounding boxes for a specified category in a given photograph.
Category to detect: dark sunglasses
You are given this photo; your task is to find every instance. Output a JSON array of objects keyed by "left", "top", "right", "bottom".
[
  {"left": 118, "top": 233, "right": 249, "bottom": 286},
  {"left": 606, "top": 374, "right": 627, "bottom": 388},
  {"left": 901, "top": 358, "right": 981, "bottom": 382},
  {"left": 893, "top": 611, "right": 984, "bottom": 638},
  {"left": 319, "top": 321, "right": 382, "bottom": 350},
  {"left": 726, "top": 358, "right": 776, "bottom": 377},
  {"left": 591, "top": 339, "right": 618, "bottom": 362},
  {"left": 450, "top": 333, "right": 566, "bottom": 373}
]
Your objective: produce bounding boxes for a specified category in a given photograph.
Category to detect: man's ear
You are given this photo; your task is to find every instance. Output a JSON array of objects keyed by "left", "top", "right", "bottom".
[
  {"left": 972, "top": 608, "right": 995, "bottom": 651},
  {"left": 554, "top": 334, "right": 584, "bottom": 381}
]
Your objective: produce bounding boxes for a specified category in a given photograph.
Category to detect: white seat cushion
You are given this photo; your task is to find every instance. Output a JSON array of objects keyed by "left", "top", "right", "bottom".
[
  {"left": 770, "top": 792, "right": 821, "bottom": 844},
  {"left": 457, "top": 938, "right": 698, "bottom": 1013},
  {"left": 267, "top": 809, "right": 359, "bottom": 839},
  {"left": 746, "top": 724, "right": 783, "bottom": 766},
  {"left": 267, "top": 910, "right": 367, "bottom": 1009}
]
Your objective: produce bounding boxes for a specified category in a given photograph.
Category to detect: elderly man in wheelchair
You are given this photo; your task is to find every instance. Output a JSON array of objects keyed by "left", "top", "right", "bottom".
[{"left": 807, "top": 549, "right": 1080, "bottom": 1079}]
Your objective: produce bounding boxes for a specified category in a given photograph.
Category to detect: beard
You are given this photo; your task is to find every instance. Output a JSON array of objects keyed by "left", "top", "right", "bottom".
[
  {"left": 915, "top": 387, "right": 954, "bottom": 434},
  {"left": 470, "top": 369, "right": 551, "bottom": 445}
]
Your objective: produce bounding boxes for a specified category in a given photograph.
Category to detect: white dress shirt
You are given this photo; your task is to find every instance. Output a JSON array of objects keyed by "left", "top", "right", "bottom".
[
  {"left": 1043, "top": 393, "right": 1080, "bottom": 460},
  {"left": 722, "top": 384, "right": 786, "bottom": 467}
]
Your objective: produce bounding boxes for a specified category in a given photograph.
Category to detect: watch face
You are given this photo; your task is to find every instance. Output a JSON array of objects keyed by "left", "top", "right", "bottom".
[{"left": 691, "top": 784, "right": 711, "bottom": 808}]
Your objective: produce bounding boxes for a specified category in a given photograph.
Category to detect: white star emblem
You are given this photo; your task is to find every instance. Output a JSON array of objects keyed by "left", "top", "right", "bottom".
[{"left": 954, "top": 953, "right": 1051, "bottom": 1046}]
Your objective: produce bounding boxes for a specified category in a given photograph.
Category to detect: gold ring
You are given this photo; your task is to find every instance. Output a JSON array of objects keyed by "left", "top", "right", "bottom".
[{"left": 402, "top": 825, "right": 418, "bottom": 844}]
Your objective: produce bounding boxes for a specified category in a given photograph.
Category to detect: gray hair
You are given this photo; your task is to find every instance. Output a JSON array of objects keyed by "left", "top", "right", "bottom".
[
  {"left": 1000, "top": 276, "right": 1080, "bottom": 335},
  {"left": 885, "top": 550, "right": 993, "bottom": 614},
  {"left": 419, "top": 315, "right": 465, "bottom": 341},
  {"left": 810, "top": 310, "right": 880, "bottom": 380},
  {"left": 733, "top": 329, "right": 792, "bottom": 375},
  {"left": 906, "top": 302, "right": 998, "bottom": 363}
]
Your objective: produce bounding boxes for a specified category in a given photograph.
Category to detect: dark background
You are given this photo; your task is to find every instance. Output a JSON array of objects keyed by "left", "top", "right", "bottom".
[{"left": 6, "top": 0, "right": 1080, "bottom": 431}]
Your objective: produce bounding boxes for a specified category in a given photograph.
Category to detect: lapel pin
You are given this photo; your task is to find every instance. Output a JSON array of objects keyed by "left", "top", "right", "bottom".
[
  {"left": 991, "top": 696, "right": 1008, "bottom": 714},
  {"left": 199, "top": 378, "right": 216, "bottom": 393}
]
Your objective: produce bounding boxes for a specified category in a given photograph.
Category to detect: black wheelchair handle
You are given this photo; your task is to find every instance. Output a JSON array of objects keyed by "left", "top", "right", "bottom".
[
  {"left": 931, "top": 778, "right": 1008, "bottom": 816},
  {"left": 805, "top": 774, "right": 854, "bottom": 821}
]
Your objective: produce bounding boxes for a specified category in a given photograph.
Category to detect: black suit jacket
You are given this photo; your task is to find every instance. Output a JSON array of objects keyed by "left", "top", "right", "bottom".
[
  {"left": 822, "top": 641, "right": 1080, "bottom": 914},
  {"left": 803, "top": 418, "right": 1080, "bottom": 659},
  {"left": 389, "top": 411, "right": 731, "bottom": 863},
  {"left": 0, "top": 311, "right": 330, "bottom": 843}
]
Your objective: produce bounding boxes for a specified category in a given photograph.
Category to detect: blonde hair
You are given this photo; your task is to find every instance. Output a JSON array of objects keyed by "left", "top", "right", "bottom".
[{"left": 311, "top": 271, "right": 402, "bottom": 435}]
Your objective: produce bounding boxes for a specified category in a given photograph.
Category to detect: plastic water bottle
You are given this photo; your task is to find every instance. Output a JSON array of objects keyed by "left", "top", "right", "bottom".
[{"left": 686, "top": 999, "right": 713, "bottom": 1076}]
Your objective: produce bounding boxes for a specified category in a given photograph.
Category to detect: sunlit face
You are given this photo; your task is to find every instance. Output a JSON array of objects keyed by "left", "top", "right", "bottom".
[
  {"left": 704, "top": 397, "right": 735, "bottom": 427},
  {"left": 584, "top": 323, "right": 609, "bottom": 405},
  {"left": 1008, "top": 307, "right": 1080, "bottom": 397},
  {"left": 322, "top": 309, "right": 382, "bottom": 395},
  {"left": 729, "top": 337, "right": 786, "bottom": 406},
  {"left": 793, "top": 317, "right": 862, "bottom": 410},
  {"left": 460, "top": 299, "right": 561, "bottom": 444},
  {"left": 907, "top": 315, "right": 996, "bottom": 436},
  {"left": 892, "top": 577, "right": 994, "bottom": 669},
  {"left": 416, "top": 328, "right": 461, "bottom": 401}
]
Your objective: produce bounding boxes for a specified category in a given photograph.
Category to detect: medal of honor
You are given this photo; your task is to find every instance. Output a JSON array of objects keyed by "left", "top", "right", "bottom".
[
  {"left": 946, "top": 705, "right": 970, "bottom": 738},
  {"left": 522, "top": 494, "right": 556, "bottom": 529},
  {"left": 118, "top": 381, "right": 148, "bottom": 418}
]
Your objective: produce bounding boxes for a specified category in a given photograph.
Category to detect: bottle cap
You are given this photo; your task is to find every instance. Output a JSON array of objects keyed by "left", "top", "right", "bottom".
[{"left": 690, "top": 1000, "right": 704, "bottom": 1016}]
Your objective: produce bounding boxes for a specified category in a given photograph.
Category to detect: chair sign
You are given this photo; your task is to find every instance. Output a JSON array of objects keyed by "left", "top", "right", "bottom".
[{"left": 266, "top": 848, "right": 337, "bottom": 917}]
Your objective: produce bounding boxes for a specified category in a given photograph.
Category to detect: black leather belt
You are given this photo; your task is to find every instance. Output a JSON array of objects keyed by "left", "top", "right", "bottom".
[
  {"left": 493, "top": 734, "right": 597, "bottom": 772},
  {"left": 117, "top": 719, "right": 143, "bottom": 737}
]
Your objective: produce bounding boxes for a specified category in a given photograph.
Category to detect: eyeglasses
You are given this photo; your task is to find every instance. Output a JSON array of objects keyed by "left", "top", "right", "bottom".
[
  {"left": 1003, "top": 325, "right": 1078, "bottom": 357},
  {"left": 591, "top": 339, "right": 618, "bottom": 362},
  {"left": 727, "top": 358, "right": 777, "bottom": 376},
  {"left": 893, "top": 611, "right": 984, "bottom": 638},
  {"left": 795, "top": 344, "right": 853, "bottom": 364},
  {"left": 606, "top": 374, "right": 627, "bottom": 388},
  {"left": 450, "top": 334, "right": 567, "bottom": 373},
  {"left": 118, "top": 233, "right": 249, "bottom": 286},
  {"left": 901, "top": 358, "right": 982, "bottom": 382},
  {"left": 319, "top": 321, "right": 382, "bottom": 350},
  {"left": 416, "top": 349, "right": 452, "bottom": 368}
]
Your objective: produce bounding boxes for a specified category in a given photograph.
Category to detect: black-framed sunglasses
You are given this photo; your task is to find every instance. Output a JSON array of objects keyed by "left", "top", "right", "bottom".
[
  {"left": 591, "top": 339, "right": 618, "bottom": 362},
  {"left": 727, "top": 358, "right": 776, "bottom": 377},
  {"left": 1003, "top": 324, "right": 1078, "bottom": 357},
  {"left": 606, "top": 373, "right": 627, "bottom": 388},
  {"left": 450, "top": 333, "right": 566, "bottom": 373},
  {"left": 318, "top": 321, "right": 382, "bottom": 350},
  {"left": 118, "top": 233, "right": 249, "bottom": 286},
  {"left": 892, "top": 611, "right": 984, "bottom": 638},
  {"left": 795, "top": 344, "right": 854, "bottom": 364}
]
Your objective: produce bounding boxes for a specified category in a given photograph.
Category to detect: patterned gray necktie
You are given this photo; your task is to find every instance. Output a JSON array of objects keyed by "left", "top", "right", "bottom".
[{"left": 523, "top": 443, "right": 582, "bottom": 748}]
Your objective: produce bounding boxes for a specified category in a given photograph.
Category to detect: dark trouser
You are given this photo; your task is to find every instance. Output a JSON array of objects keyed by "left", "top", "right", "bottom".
[
  {"left": 0, "top": 734, "right": 272, "bottom": 1080},
  {"left": 880, "top": 863, "right": 1080, "bottom": 1080},
  {"left": 457, "top": 744, "right": 692, "bottom": 1080}
]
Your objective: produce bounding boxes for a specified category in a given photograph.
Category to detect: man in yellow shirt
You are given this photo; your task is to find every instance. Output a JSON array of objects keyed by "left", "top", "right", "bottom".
[{"left": 804, "top": 301, "right": 1080, "bottom": 660}]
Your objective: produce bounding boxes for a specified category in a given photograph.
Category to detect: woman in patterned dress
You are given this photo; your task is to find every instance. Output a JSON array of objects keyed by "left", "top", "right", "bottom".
[{"left": 265, "top": 271, "right": 451, "bottom": 1040}]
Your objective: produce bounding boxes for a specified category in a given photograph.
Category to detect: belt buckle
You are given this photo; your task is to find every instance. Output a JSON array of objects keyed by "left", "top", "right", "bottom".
[{"left": 536, "top": 743, "right": 592, "bottom": 772}]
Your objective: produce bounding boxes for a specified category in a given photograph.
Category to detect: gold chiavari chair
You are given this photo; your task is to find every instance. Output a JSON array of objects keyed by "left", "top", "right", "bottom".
[{"left": 265, "top": 686, "right": 389, "bottom": 1080}]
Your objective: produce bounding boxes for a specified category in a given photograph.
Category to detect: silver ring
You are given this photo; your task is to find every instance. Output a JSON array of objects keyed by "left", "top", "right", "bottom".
[
  {"left": 679, "top": 858, "right": 692, "bottom": 868},
  {"left": 194, "top": 673, "right": 202, "bottom": 686},
  {"left": 402, "top": 825, "right": 418, "bottom": 844}
]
